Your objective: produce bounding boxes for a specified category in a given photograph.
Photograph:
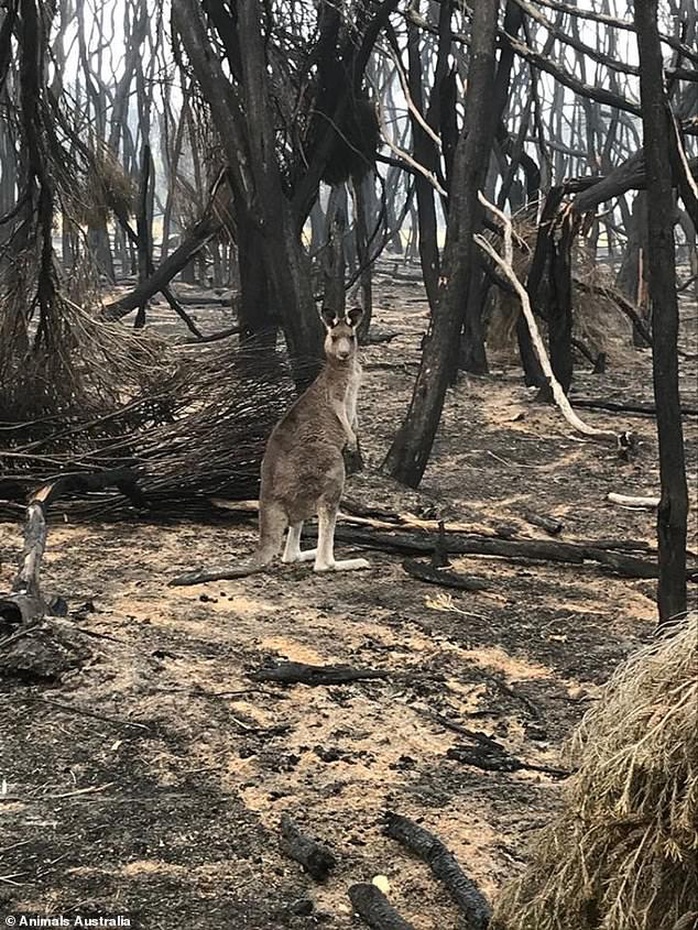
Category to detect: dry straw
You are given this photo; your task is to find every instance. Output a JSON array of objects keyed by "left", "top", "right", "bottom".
[
  {"left": 492, "top": 613, "right": 698, "bottom": 930},
  {"left": 486, "top": 208, "right": 628, "bottom": 357}
]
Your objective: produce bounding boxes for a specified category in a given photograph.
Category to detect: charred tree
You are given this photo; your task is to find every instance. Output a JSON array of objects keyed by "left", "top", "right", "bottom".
[
  {"left": 383, "top": 0, "right": 500, "bottom": 488},
  {"left": 634, "top": 0, "right": 689, "bottom": 622},
  {"left": 172, "top": 0, "right": 322, "bottom": 383},
  {"left": 460, "top": 0, "right": 526, "bottom": 375}
]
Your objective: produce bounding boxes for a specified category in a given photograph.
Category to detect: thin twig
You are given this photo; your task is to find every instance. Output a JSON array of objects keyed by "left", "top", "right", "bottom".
[{"left": 6, "top": 696, "right": 152, "bottom": 731}]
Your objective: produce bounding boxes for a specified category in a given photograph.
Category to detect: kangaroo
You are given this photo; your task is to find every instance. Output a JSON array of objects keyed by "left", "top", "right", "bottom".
[{"left": 172, "top": 307, "right": 369, "bottom": 585}]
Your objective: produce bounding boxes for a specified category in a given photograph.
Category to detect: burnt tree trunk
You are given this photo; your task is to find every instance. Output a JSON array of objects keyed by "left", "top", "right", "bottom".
[
  {"left": 523, "top": 188, "right": 566, "bottom": 391},
  {"left": 134, "top": 143, "right": 154, "bottom": 329},
  {"left": 548, "top": 211, "right": 578, "bottom": 395},
  {"left": 171, "top": 0, "right": 323, "bottom": 386},
  {"left": 383, "top": 0, "right": 500, "bottom": 488},
  {"left": 352, "top": 175, "right": 373, "bottom": 342},
  {"left": 460, "top": 0, "right": 526, "bottom": 375},
  {"left": 616, "top": 191, "right": 651, "bottom": 346},
  {"left": 322, "top": 185, "right": 349, "bottom": 317},
  {"left": 634, "top": 0, "right": 689, "bottom": 622},
  {"left": 406, "top": 16, "right": 442, "bottom": 310},
  {"left": 236, "top": 208, "right": 278, "bottom": 347}
]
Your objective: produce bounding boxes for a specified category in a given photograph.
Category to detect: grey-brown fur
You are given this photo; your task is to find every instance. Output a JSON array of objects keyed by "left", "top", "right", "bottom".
[{"left": 227, "top": 306, "right": 369, "bottom": 576}]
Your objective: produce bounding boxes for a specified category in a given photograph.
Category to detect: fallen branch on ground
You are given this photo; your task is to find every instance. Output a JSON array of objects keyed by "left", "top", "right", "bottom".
[
  {"left": 607, "top": 492, "right": 660, "bottom": 509},
  {"left": 447, "top": 741, "right": 570, "bottom": 778},
  {"left": 280, "top": 814, "right": 337, "bottom": 881},
  {"left": 521, "top": 509, "right": 563, "bottom": 536},
  {"left": 326, "top": 526, "right": 671, "bottom": 580},
  {"left": 384, "top": 812, "right": 491, "bottom": 929},
  {"left": 402, "top": 559, "right": 489, "bottom": 590},
  {"left": 348, "top": 883, "right": 416, "bottom": 930},
  {"left": 172, "top": 522, "right": 691, "bottom": 583},
  {"left": 248, "top": 661, "right": 388, "bottom": 686},
  {"left": 571, "top": 397, "right": 698, "bottom": 418}
]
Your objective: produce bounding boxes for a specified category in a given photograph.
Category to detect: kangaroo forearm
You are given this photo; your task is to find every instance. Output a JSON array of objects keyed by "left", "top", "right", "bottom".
[{"left": 332, "top": 401, "right": 356, "bottom": 443}]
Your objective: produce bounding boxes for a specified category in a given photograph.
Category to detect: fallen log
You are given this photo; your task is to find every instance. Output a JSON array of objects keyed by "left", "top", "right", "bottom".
[
  {"left": 446, "top": 742, "right": 570, "bottom": 779},
  {"left": 172, "top": 523, "right": 688, "bottom": 584},
  {"left": 328, "top": 526, "right": 669, "bottom": 580},
  {"left": 280, "top": 814, "right": 336, "bottom": 881},
  {"left": 384, "top": 812, "right": 491, "bottom": 930},
  {"left": 249, "top": 661, "right": 388, "bottom": 687},
  {"left": 180, "top": 500, "right": 692, "bottom": 582},
  {"left": 348, "top": 883, "right": 417, "bottom": 930},
  {"left": 571, "top": 397, "right": 698, "bottom": 418},
  {"left": 521, "top": 508, "right": 563, "bottom": 536}
]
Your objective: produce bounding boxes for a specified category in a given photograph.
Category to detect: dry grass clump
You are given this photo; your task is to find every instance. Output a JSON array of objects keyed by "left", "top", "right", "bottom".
[{"left": 492, "top": 613, "right": 698, "bottom": 930}]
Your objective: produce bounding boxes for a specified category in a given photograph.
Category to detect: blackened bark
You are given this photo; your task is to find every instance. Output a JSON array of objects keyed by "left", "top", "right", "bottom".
[
  {"left": 616, "top": 191, "right": 651, "bottom": 346},
  {"left": 571, "top": 150, "right": 698, "bottom": 216},
  {"left": 382, "top": 0, "right": 500, "bottom": 487},
  {"left": 522, "top": 189, "right": 566, "bottom": 389},
  {"left": 616, "top": 191, "right": 648, "bottom": 301},
  {"left": 103, "top": 212, "right": 223, "bottom": 319},
  {"left": 460, "top": 1, "right": 525, "bottom": 376},
  {"left": 548, "top": 213, "right": 577, "bottom": 394},
  {"left": 279, "top": 815, "right": 336, "bottom": 881},
  {"left": 406, "top": 17, "right": 441, "bottom": 310},
  {"left": 321, "top": 185, "right": 348, "bottom": 316},
  {"left": 516, "top": 312, "right": 546, "bottom": 387},
  {"left": 348, "top": 884, "right": 416, "bottom": 930},
  {"left": 236, "top": 209, "right": 277, "bottom": 346},
  {"left": 384, "top": 812, "right": 491, "bottom": 929},
  {"left": 353, "top": 176, "right": 373, "bottom": 341},
  {"left": 134, "top": 144, "right": 154, "bottom": 329},
  {"left": 634, "top": 0, "right": 688, "bottom": 621}
]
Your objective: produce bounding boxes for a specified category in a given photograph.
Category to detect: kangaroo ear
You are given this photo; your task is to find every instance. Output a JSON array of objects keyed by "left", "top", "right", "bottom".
[
  {"left": 320, "top": 307, "right": 339, "bottom": 330},
  {"left": 347, "top": 306, "right": 363, "bottom": 329}
]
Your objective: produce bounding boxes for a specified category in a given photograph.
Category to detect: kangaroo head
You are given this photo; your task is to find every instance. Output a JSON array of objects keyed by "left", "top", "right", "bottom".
[{"left": 320, "top": 306, "right": 363, "bottom": 362}]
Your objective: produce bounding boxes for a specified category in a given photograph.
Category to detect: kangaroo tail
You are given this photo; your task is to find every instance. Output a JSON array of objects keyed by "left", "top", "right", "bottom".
[
  {"left": 170, "top": 503, "right": 285, "bottom": 586},
  {"left": 169, "top": 561, "right": 266, "bottom": 586}
]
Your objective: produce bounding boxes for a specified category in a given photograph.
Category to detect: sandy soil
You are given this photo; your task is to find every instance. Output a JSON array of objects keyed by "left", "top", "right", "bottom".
[{"left": 0, "top": 266, "right": 696, "bottom": 929}]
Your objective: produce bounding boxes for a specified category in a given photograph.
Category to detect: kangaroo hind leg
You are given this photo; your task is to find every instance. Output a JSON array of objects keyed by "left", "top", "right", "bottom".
[
  {"left": 282, "top": 522, "right": 317, "bottom": 564},
  {"left": 314, "top": 503, "right": 369, "bottom": 572}
]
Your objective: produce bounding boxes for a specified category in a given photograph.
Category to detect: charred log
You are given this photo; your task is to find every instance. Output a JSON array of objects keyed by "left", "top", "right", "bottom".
[
  {"left": 348, "top": 883, "right": 416, "bottom": 930},
  {"left": 248, "top": 661, "right": 388, "bottom": 687},
  {"left": 279, "top": 814, "right": 337, "bottom": 881},
  {"left": 402, "top": 559, "right": 489, "bottom": 591},
  {"left": 384, "top": 812, "right": 492, "bottom": 930}
]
